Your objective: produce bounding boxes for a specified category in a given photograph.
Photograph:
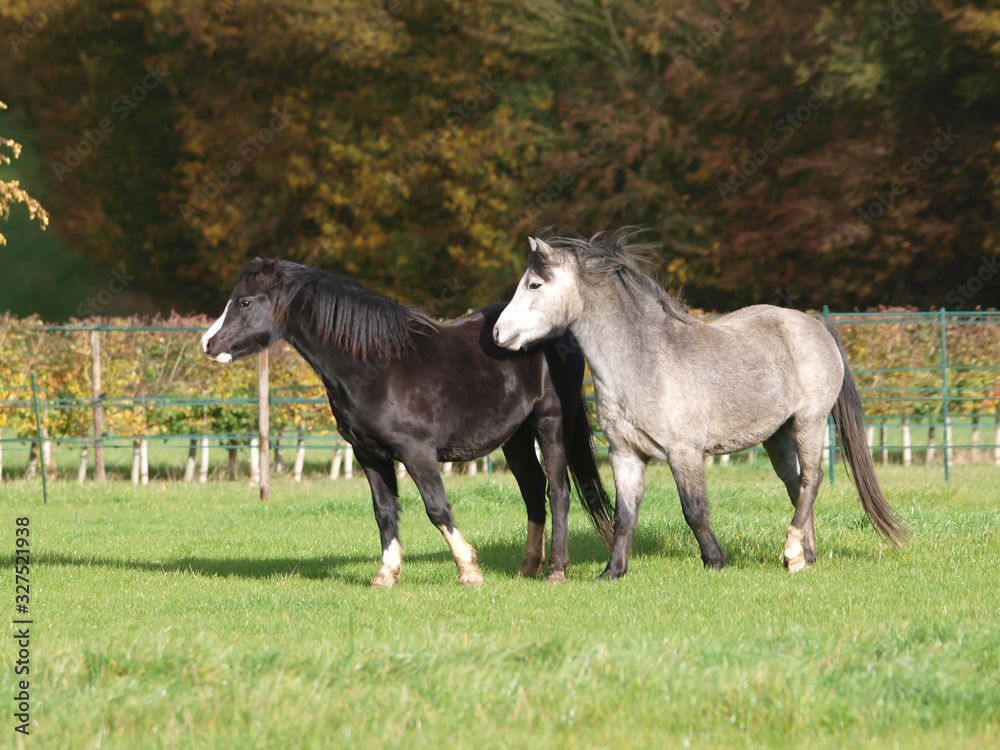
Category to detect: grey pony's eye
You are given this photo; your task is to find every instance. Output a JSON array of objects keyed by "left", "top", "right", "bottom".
[
  {"left": 239, "top": 298, "right": 253, "bottom": 309},
  {"left": 528, "top": 282, "right": 542, "bottom": 291}
]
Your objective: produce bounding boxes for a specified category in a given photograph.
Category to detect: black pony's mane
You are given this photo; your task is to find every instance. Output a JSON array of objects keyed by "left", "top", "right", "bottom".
[
  {"left": 528, "top": 229, "right": 691, "bottom": 323},
  {"left": 239, "top": 259, "right": 435, "bottom": 361}
]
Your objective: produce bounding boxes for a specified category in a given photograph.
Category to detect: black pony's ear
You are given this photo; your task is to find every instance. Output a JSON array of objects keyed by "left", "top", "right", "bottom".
[{"left": 256, "top": 258, "right": 282, "bottom": 286}]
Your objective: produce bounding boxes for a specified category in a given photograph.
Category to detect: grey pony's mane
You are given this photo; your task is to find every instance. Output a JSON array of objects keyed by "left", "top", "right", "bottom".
[{"left": 528, "top": 230, "right": 692, "bottom": 323}]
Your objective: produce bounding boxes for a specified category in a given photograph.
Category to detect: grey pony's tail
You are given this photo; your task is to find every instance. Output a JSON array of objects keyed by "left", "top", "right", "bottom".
[
  {"left": 566, "top": 395, "right": 615, "bottom": 551},
  {"left": 825, "top": 324, "right": 908, "bottom": 545}
]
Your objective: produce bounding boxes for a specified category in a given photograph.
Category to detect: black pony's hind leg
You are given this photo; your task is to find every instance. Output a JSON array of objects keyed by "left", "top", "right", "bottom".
[
  {"left": 535, "top": 414, "right": 571, "bottom": 583},
  {"left": 502, "top": 425, "right": 548, "bottom": 578},
  {"left": 360, "top": 457, "right": 403, "bottom": 588},
  {"left": 403, "top": 450, "right": 484, "bottom": 586}
]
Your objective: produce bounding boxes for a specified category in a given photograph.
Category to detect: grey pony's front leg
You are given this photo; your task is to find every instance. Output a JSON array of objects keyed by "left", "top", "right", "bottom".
[{"left": 598, "top": 447, "right": 647, "bottom": 579}]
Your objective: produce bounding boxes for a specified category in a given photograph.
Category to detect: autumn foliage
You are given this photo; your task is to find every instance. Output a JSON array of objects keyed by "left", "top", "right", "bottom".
[{"left": 0, "top": 0, "right": 998, "bottom": 316}]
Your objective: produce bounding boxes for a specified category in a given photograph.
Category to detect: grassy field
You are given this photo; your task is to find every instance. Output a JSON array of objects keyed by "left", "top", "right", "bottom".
[{"left": 1, "top": 463, "right": 998, "bottom": 749}]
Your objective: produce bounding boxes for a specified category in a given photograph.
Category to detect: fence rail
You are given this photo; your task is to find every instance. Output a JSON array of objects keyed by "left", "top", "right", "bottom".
[{"left": 2, "top": 309, "right": 998, "bottom": 501}]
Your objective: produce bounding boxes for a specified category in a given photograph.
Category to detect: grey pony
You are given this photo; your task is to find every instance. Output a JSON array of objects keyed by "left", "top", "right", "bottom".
[{"left": 493, "top": 231, "right": 906, "bottom": 579}]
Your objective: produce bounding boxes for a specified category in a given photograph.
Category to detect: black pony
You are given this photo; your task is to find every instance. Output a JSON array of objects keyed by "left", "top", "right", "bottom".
[{"left": 201, "top": 259, "right": 613, "bottom": 586}]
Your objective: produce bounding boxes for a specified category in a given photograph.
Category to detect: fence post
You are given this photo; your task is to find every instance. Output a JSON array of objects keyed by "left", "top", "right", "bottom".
[
  {"left": 902, "top": 417, "right": 911, "bottom": 467},
  {"left": 940, "top": 308, "right": 950, "bottom": 482},
  {"left": 198, "top": 436, "right": 209, "bottom": 483},
  {"left": 258, "top": 349, "right": 270, "bottom": 500},
  {"left": 30, "top": 373, "right": 48, "bottom": 504},
  {"left": 90, "top": 330, "right": 106, "bottom": 482},
  {"left": 140, "top": 438, "right": 149, "bottom": 485}
]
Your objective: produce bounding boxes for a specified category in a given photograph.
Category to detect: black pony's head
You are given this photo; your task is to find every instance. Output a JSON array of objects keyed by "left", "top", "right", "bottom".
[{"left": 200, "top": 258, "right": 283, "bottom": 363}]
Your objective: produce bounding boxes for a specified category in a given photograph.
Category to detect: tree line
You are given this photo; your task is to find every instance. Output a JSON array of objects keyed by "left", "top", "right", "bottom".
[{"left": 1, "top": 0, "right": 998, "bottom": 316}]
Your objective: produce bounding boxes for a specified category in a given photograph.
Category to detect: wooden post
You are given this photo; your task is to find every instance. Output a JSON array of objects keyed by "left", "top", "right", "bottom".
[
  {"left": 970, "top": 415, "right": 980, "bottom": 464},
  {"left": 293, "top": 426, "right": 305, "bottom": 482},
  {"left": 41, "top": 426, "right": 51, "bottom": 477},
  {"left": 866, "top": 425, "right": 875, "bottom": 461},
  {"left": 443, "top": 462, "right": 453, "bottom": 476},
  {"left": 275, "top": 432, "right": 284, "bottom": 474},
  {"left": 995, "top": 415, "right": 1000, "bottom": 467},
  {"left": 258, "top": 349, "right": 270, "bottom": 500},
  {"left": 184, "top": 438, "right": 197, "bottom": 482},
  {"left": 719, "top": 453, "right": 730, "bottom": 466},
  {"left": 250, "top": 437, "right": 261, "bottom": 484},
  {"left": 131, "top": 440, "right": 141, "bottom": 485},
  {"left": 77, "top": 443, "right": 88, "bottom": 484},
  {"left": 198, "top": 436, "right": 209, "bottom": 483},
  {"left": 880, "top": 423, "right": 889, "bottom": 466},
  {"left": 822, "top": 424, "right": 830, "bottom": 466},
  {"left": 902, "top": 417, "right": 911, "bottom": 467},
  {"left": 396, "top": 461, "right": 406, "bottom": 479},
  {"left": 330, "top": 449, "right": 342, "bottom": 480},
  {"left": 926, "top": 425, "right": 936, "bottom": 464},
  {"left": 227, "top": 440, "right": 239, "bottom": 480},
  {"left": 29, "top": 373, "right": 48, "bottom": 503},
  {"left": 0, "top": 432, "right": 4, "bottom": 482},
  {"left": 747, "top": 447, "right": 755, "bottom": 466},
  {"left": 90, "top": 330, "right": 106, "bottom": 482},
  {"left": 344, "top": 445, "right": 353, "bottom": 479},
  {"left": 140, "top": 438, "right": 149, "bottom": 485},
  {"left": 25, "top": 442, "right": 38, "bottom": 480}
]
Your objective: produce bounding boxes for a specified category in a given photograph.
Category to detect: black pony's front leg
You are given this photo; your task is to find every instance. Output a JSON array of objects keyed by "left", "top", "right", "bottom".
[
  {"left": 404, "top": 450, "right": 484, "bottom": 586},
  {"left": 360, "top": 457, "right": 403, "bottom": 588}
]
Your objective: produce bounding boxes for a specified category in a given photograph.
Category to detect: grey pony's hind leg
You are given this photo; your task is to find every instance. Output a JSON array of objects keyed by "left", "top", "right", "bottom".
[
  {"left": 765, "top": 418, "right": 825, "bottom": 571},
  {"left": 502, "top": 424, "right": 548, "bottom": 578},
  {"left": 668, "top": 448, "right": 726, "bottom": 570}
]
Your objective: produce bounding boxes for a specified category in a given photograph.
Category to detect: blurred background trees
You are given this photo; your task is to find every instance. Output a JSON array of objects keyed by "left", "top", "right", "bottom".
[{"left": 1, "top": 0, "right": 998, "bottom": 318}]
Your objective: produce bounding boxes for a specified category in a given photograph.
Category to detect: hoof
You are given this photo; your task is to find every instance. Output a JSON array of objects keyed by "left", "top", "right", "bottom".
[
  {"left": 546, "top": 569, "right": 566, "bottom": 584},
  {"left": 459, "top": 567, "right": 484, "bottom": 586},
  {"left": 703, "top": 557, "right": 726, "bottom": 570},
  {"left": 783, "top": 525, "right": 808, "bottom": 573},
  {"left": 371, "top": 567, "right": 401, "bottom": 588},
  {"left": 516, "top": 556, "right": 545, "bottom": 579},
  {"left": 597, "top": 567, "right": 626, "bottom": 581}
]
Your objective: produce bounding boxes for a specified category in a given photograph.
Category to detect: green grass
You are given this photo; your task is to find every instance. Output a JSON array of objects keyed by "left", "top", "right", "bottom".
[{"left": 1, "top": 464, "right": 998, "bottom": 749}]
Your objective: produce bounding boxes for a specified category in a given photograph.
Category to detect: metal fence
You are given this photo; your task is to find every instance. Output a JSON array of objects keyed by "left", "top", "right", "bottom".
[{"left": 1, "top": 309, "right": 998, "bottom": 501}]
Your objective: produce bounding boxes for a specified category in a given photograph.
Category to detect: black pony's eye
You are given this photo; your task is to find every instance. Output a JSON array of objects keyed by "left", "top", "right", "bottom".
[
  {"left": 528, "top": 282, "right": 542, "bottom": 290},
  {"left": 239, "top": 298, "right": 253, "bottom": 309}
]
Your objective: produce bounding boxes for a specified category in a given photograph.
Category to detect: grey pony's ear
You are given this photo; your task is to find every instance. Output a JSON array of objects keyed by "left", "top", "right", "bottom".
[{"left": 529, "top": 237, "right": 555, "bottom": 256}]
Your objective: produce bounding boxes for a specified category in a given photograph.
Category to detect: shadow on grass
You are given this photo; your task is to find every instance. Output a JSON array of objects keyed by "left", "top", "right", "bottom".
[{"left": 10, "top": 523, "right": 888, "bottom": 588}]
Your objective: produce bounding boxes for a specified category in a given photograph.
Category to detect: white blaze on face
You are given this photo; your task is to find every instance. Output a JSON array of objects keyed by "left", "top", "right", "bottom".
[{"left": 200, "top": 300, "right": 233, "bottom": 362}]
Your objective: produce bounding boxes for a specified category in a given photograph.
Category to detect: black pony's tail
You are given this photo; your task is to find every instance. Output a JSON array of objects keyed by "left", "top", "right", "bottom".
[
  {"left": 566, "top": 395, "right": 615, "bottom": 551},
  {"left": 825, "top": 324, "right": 908, "bottom": 545}
]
